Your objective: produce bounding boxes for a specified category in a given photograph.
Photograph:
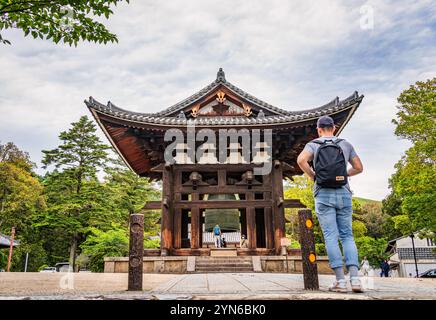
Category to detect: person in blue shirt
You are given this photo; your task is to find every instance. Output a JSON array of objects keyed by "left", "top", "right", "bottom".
[{"left": 213, "top": 224, "right": 222, "bottom": 248}]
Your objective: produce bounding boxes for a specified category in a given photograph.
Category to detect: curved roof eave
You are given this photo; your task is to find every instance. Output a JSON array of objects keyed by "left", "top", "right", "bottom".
[{"left": 85, "top": 93, "right": 363, "bottom": 129}]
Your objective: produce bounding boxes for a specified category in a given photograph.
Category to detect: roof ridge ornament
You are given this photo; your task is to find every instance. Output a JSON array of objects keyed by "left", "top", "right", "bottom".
[
  {"left": 257, "top": 109, "right": 265, "bottom": 118},
  {"left": 177, "top": 111, "right": 186, "bottom": 119},
  {"left": 216, "top": 67, "right": 226, "bottom": 82}
]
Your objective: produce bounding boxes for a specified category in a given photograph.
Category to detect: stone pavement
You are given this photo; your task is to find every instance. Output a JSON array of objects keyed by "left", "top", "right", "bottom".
[{"left": 0, "top": 272, "right": 434, "bottom": 300}]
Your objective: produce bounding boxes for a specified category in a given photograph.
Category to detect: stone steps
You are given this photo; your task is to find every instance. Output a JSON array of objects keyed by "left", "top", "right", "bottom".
[{"left": 195, "top": 257, "right": 254, "bottom": 273}]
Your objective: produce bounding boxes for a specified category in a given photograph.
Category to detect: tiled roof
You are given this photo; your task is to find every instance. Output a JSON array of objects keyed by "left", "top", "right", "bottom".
[
  {"left": 85, "top": 68, "right": 363, "bottom": 127},
  {"left": 398, "top": 247, "right": 436, "bottom": 260},
  {"left": 0, "top": 233, "right": 19, "bottom": 248}
]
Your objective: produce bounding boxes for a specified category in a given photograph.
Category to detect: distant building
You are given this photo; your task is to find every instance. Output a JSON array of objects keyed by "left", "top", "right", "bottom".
[
  {"left": 0, "top": 233, "right": 19, "bottom": 249},
  {"left": 386, "top": 233, "right": 436, "bottom": 277}
]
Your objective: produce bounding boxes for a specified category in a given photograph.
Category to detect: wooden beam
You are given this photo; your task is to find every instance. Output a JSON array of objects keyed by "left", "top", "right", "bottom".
[
  {"left": 173, "top": 164, "right": 266, "bottom": 172},
  {"left": 128, "top": 213, "right": 144, "bottom": 291},
  {"left": 174, "top": 200, "right": 272, "bottom": 209},
  {"left": 177, "top": 185, "right": 271, "bottom": 194},
  {"left": 144, "top": 201, "right": 161, "bottom": 210},
  {"left": 298, "top": 209, "right": 319, "bottom": 290},
  {"left": 283, "top": 199, "right": 306, "bottom": 208}
]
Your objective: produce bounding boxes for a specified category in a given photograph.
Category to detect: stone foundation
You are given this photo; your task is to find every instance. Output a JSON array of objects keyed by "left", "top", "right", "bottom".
[{"left": 104, "top": 256, "right": 333, "bottom": 274}]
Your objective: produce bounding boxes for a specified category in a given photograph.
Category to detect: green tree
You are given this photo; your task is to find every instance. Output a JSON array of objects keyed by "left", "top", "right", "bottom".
[
  {"left": 0, "top": 0, "right": 129, "bottom": 46},
  {"left": 80, "top": 226, "right": 128, "bottom": 272},
  {"left": 360, "top": 202, "right": 388, "bottom": 239},
  {"left": 0, "top": 142, "right": 46, "bottom": 271},
  {"left": 102, "top": 160, "right": 161, "bottom": 232},
  {"left": 355, "top": 236, "right": 389, "bottom": 267},
  {"left": 384, "top": 78, "right": 436, "bottom": 241},
  {"left": 38, "top": 116, "right": 111, "bottom": 271}
]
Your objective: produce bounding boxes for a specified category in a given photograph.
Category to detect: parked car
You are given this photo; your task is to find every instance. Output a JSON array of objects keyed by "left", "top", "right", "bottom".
[
  {"left": 418, "top": 269, "right": 436, "bottom": 278},
  {"left": 55, "top": 262, "right": 70, "bottom": 272},
  {"left": 39, "top": 267, "right": 57, "bottom": 273}
]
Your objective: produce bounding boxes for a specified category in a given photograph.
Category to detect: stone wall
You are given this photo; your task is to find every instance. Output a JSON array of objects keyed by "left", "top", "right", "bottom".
[
  {"left": 104, "top": 257, "right": 188, "bottom": 273},
  {"left": 104, "top": 256, "right": 333, "bottom": 274}
]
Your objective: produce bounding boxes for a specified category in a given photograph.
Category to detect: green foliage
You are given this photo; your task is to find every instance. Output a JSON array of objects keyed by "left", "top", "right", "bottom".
[
  {"left": 352, "top": 220, "right": 367, "bottom": 238},
  {"left": 315, "top": 243, "right": 326, "bottom": 256},
  {"left": 284, "top": 175, "right": 315, "bottom": 210},
  {"left": 80, "top": 227, "right": 128, "bottom": 272},
  {"left": 0, "top": 142, "right": 47, "bottom": 271},
  {"left": 384, "top": 77, "right": 436, "bottom": 240},
  {"left": 355, "top": 236, "right": 389, "bottom": 267},
  {"left": 144, "top": 238, "right": 160, "bottom": 249},
  {"left": 1, "top": 121, "right": 162, "bottom": 272},
  {"left": 37, "top": 116, "right": 111, "bottom": 269},
  {"left": 0, "top": 0, "right": 130, "bottom": 46},
  {"left": 391, "top": 215, "right": 414, "bottom": 235},
  {"left": 0, "top": 142, "right": 45, "bottom": 233},
  {"left": 360, "top": 202, "right": 388, "bottom": 239},
  {"left": 353, "top": 197, "right": 381, "bottom": 206}
]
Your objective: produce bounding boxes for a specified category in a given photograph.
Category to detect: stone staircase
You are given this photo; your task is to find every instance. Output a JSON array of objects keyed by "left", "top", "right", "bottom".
[{"left": 195, "top": 256, "right": 254, "bottom": 273}]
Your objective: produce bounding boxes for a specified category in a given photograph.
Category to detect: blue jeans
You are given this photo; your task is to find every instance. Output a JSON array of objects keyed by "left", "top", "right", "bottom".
[{"left": 315, "top": 187, "right": 359, "bottom": 269}]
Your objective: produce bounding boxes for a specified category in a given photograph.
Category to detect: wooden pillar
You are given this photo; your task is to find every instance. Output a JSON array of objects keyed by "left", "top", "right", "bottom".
[
  {"left": 263, "top": 174, "right": 274, "bottom": 249},
  {"left": 173, "top": 197, "right": 182, "bottom": 249},
  {"left": 272, "top": 160, "right": 285, "bottom": 254},
  {"left": 161, "top": 165, "right": 173, "bottom": 256},
  {"left": 173, "top": 171, "right": 182, "bottom": 249},
  {"left": 128, "top": 213, "right": 144, "bottom": 291},
  {"left": 199, "top": 210, "right": 204, "bottom": 248},
  {"left": 191, "top": 193, "right": 200, "bottom": 249},
  {"left": 298, "top": 209, "right": 319, "bottom": 290},
  {"left": 246, "top": 192, "right": 256, "bottom": 249},
  {"left": 240, "top": 209, "right": 247, "bottom": 239}
]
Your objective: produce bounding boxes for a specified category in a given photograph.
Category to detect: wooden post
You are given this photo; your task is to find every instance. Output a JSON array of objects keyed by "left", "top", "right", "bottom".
[
  {"left": 246, "top": 192, "right": 257, "bottom": 249},
  {"left": 161, "top": 165, "right": 173, "bottom": 255},
  {"left": 6, "top": 227, "right": 15, "bottom": 272},
  {"left": 190, "top": 193, "right": 200, "bottom": 249},
  {"left": 173, "top": 207, "right": 182, "bottom": 249},
  {"left": 272, "top": 161, "right": 285, "bottom": 254},
  {"left": 128, "top": 213, "right": 144, "bottom": 291},
  {"left": 240, "top": 209, "right": 247, "bottom": 239},
  {"left": 298, "top": 209, "right": 319, "bottom": 290},
  {"left": 263, "top": 174, "right": 274, "bottom": 249}
]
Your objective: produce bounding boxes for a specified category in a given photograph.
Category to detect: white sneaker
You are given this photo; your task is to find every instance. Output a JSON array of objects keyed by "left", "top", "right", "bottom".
[
  {"left": 328, "top": 279, "right": 348, "bottom": 293},
  {"left": 350, "top": 277, "right": 364, "bottom": 293}
]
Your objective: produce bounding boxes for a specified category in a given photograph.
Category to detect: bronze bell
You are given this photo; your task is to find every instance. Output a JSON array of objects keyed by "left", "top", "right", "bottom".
[{"left": 204, "top": 194, "right": 240, "bottom": 232}]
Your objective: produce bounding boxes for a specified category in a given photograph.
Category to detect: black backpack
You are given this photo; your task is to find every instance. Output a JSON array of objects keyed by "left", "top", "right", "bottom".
[{"left": 312, "top": 139, "right": 348, "bottom": 188}]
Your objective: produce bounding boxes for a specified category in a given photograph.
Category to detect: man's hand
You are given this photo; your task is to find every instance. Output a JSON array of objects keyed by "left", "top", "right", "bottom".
[
  {"left": 348, "top": 156, "right": 363, "bottom": 177},
  {"left": 297, "top": 150, "right": 315, "bottom": 181}
]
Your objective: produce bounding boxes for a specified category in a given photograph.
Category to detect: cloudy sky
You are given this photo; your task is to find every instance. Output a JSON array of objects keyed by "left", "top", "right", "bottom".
[{"left": 1, "top": 0, "right": 435, "bottom": 200}]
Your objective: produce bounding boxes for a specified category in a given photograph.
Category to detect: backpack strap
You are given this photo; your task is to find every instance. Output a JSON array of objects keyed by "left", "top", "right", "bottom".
[{"left": 311, "top": 138, "right": 345, "bottom": 166}]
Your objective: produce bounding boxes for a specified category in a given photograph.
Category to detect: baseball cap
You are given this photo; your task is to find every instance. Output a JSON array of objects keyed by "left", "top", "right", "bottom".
[{"left": 317, "top": 115, "right": 335, "bottom": 128}]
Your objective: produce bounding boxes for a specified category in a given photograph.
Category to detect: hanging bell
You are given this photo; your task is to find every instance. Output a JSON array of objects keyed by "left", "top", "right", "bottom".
[{"left": 204, "top": 193, "right": 240, "bottom": 232}]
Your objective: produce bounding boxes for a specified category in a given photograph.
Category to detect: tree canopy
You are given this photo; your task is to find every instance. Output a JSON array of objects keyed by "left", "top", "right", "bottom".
[
  {"left": 0, "top": 0, "right": 129, "bottom": 46},
  {"left": 384, "top": 77, "right": 436, "bottom": 241}
]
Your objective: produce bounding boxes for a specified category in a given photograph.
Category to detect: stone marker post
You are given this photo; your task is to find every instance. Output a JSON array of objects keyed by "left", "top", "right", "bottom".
[
  {"left": 128, "top": 213, "right": 144, "bottom": 291},
  {"left": 298, "top": 209, "right": 319, "bottom": 290}
]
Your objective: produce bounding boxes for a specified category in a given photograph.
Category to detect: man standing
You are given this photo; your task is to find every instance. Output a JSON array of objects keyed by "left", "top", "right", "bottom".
[
  {"left": 213, "top": 224, "right": 222, "bottom": 248},
  {"left": 297, "top": 115, "right": 364, "bottom": 293}
]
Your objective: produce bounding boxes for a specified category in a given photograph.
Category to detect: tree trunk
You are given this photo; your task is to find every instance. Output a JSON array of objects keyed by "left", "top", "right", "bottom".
[{"left": 69, "top": 234, "right": 77, "bottom": 272}]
